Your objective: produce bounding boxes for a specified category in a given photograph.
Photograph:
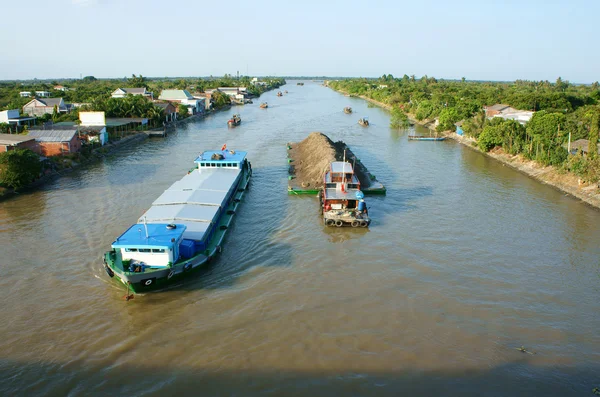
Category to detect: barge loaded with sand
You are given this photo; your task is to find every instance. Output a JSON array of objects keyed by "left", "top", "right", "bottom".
[
  {"left": 286, "top": 132, "right": 386, "bottom": 195},
  {"left": 103, "top": 147, "right": 252, "bottom": 296}
]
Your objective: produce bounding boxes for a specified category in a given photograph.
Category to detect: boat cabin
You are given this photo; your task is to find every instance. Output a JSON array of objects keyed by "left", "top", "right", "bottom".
[
  {"left": 324, "top": 161, "right": 360, "bottom": 190},
  {"left": 194, "top": 150, "right": 248, "bottom": 172},
  {"left": 112, "top": 223, "right": 186, "bottom": 268}
]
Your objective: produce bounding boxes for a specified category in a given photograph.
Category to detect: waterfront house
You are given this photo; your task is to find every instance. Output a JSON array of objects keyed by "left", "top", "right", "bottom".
[
  {"left": 484, "top": 104, "right": 516, "bottom": 118},
  {"left": 0, "top": 134, "right": 38, "bottom": 153},
  {"left": 79, "top": 111, "right": 108, "bottom": 145},
  {"left": 568, "top": 139, "right": 600, "bottom": 156},
  {"left": 27, "top": 130, "right": 81, "bottom": 156},
  {"left": 111, "top": 87, "right": 153, "bottom": 99},
  {"left": 218, "top": 87, "right": 247, "bottom": 102},
  {"left": 154, "top": 102, "right": 178, "bottom": 122},
  {"left": 455, "top": 120, "right": 464, "bottom": 136},
  {"left": 19, "top": 91, "right": 31, "bottom": 97},
  {"left": 0, "top": 110, "right": 36, "bottom": 128},
  {"left": 158, "top": 90, "right": 204, "bottom": 115},
  {"left": 493, "top": 110, "right": 534, "bottom": 125},
  {"left": 23, "top": 98, "right": 68, "bottom": 117}
]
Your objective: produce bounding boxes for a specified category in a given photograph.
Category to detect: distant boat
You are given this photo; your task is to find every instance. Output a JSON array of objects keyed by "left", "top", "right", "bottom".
[
  {"left": 277, "top": 91, "right": 283, "bottom": 97},
  {"left": 408, "top": 135, "right": 446, "bottom": 141},
  {"left": 344, "top": 107, "right": 352, "bottom": 114},
  {"left": 297, "top": 82, "right": 304, "bottom": 86},
  {"left": 259, "top": 102, "right": 268, "bottom": 109},
  {"left": 227, "top": 114, "right": 241, "bottom": 126},
  {"left": 284, "top": 90, "right": 288, "bottom": 94},
  {"left": 358, "top": 117, "right": 369, "bottom": 126}
]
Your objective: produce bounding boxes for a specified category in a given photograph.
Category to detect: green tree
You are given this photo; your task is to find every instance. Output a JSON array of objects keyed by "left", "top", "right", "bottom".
[
  {"left": 177, "top": 104, "right": 189, "bottom": 119},
  {"left": 437, "top": 107, "right": 461, "bottom": 132},
  {"left": 589, "top": 113, "right": 599, "bottom": 159},
  {"left": 390, "top": 107, "right": 410, "bottom": 128},
  {"left": 0, "top": 149, "right": 42, "bottom": 190},
  {"left": 52, "top": 105, "right": 59, "bottom": 121}
]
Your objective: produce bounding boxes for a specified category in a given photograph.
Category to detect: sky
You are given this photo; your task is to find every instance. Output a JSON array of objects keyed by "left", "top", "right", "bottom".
[{"left": 1, "top": 0, "right": 598, "bottom": 83}]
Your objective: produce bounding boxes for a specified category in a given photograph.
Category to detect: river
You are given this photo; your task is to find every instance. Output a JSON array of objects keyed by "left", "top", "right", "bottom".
[{"left": 1, "top": 81, "right": 599, "bottom": 396}]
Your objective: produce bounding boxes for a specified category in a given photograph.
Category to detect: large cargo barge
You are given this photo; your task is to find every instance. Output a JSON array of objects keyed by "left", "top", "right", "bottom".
[{"left": 103, "top": 148, "right": 251, "bottom": 296}]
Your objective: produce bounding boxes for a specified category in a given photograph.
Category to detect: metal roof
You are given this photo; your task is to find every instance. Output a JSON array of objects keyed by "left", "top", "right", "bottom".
[
  {"left": 330, "top": 162, "right": 354, "bottom": 173},
  {"left": 195, "top": 150, "right": 247, "bottom": 164},
  {"left": 27, "top": 130, "right": 77, "bottom": 142},
  {"left": 168, "top": 169, "right": 240, "bottom": 191},
  {"left": 33, "top": 98, "right": 64, "bottom": 107},
  {"left": 153, "top": 188, "right": 229, "bottom": 207},
  {"left": 0, "top": 133, "right": 35, "bottom": 145},
  {"left": 140, "top": 204, "right": 220, "bottom": 224},
  {"left": 159, "top": 89, "right": 194, "bottom": 100},
  {"left": 112, "top": 223, "right": 186, "bottom": 248}
]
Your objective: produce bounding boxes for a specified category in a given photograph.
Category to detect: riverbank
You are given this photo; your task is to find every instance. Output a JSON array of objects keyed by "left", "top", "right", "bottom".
[
  {"left": 327, "top": 84, "right": 600, "bottom": 210},
  {"left": 0, "top": 132, "right": 148, "bottom": 201}
]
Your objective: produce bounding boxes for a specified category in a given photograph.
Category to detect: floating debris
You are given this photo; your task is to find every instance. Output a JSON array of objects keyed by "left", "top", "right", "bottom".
[{"left": 515, "top": 346, "right": 536, "bottom": 355}]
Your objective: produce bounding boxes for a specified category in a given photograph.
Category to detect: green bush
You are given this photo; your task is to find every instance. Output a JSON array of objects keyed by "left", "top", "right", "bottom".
[{"left": 0, "top": 149, "right": 42, "bottom": 190}]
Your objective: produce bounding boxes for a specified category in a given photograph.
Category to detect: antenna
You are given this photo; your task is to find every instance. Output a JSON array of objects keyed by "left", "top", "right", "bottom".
[
  {"left": 342, "top": 149, "right": 346, "bottom": 188},
  {"left": 143, "top": 216, "right": 149, "bottom": 239}
]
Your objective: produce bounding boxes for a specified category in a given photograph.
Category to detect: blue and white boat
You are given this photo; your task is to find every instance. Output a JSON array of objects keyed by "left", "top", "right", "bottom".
[{"left": 103, "top": 149, "right": 252, "bottom": 295}]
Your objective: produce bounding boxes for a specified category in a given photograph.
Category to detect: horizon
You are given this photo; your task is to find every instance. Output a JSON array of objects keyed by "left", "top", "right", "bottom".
[{"left": 1, "top": 0, "right": 599, "bottom": 83}]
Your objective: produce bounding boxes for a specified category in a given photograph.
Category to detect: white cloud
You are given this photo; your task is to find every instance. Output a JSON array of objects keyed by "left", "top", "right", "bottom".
[{"left": 72, "top": 0, "right": 98, "bottom": 6}]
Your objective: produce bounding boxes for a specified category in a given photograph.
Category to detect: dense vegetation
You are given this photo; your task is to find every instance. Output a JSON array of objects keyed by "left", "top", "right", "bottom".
[
  {"left": 0, "top": 149, "right": 42, "bottom": 190},
  {"left": 0, "top": 74, "right": 286, "bottom": 125},
  {"left": 329, "top": 75, "right": 600, "bottom": 183}
]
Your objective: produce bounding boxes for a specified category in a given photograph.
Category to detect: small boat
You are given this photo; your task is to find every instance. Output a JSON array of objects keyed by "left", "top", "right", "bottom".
[
  {"left": 277, "top": 91, "right": 283, "bottom": 97},
  {"left": 358, "top": 117, "right": 369, "bottom": 126},
  {"left": 319, "top": 157, "right": 371, "bottom": 228},
  {"left": 284, "top": 90, "right": 288, "bottom": 94},
  {"left": 227, "top": 114, "right": 241, "bottom": 126},
  {"left": 297, "top": 82, "right": 304, "bottom": 86},
  {"left": 259, "top": 102, "right": 268, "bottom": 109},
  {"left": 408, "top": 135, "right": 446, "bottom": 141},
  {"left": 103, "top": 148, "right": 252, "bottom": 295},
  {"left": 343, "top": 107, "right": 352, "bottom": 114}
]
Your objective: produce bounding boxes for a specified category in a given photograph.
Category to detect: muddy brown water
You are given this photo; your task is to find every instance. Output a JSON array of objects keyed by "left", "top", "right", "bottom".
[{"left": 1, "top": 81, "right": 599, "bottom": 396}]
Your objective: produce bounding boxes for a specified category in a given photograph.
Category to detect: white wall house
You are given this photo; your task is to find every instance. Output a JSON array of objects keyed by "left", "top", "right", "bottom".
[
  {"left": 0, "top": 109, "right": 36, "bottom": 126},
  {"left": 111, "top": 87, "right": 153, "bottom": 99},
  {"left": 79, "top": 111, "right": 108, "bottom": 145},
  {"left": 20, "top": 91, "right": 31, "bottom": 97},
  {"left": 35, "top": 91, "right": 51, "bottom": 97},
  {"left": 158, "top": 90, "right": 205, "bottom": 115}
]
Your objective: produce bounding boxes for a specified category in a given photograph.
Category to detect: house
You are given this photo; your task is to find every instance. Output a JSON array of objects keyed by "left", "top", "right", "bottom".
[
  {"left": 484, "top": 104, "right": 516, "bottom": 118},
  {"left": 0, "top": 134, "right": 38, "bottom": 153},
  {"left": 154, "top": 102, "right": 178, "bottom": 122},
  {"left": 378, "top": 85, "right": 388, "bottom": 89},
  {"left": 53, "top": 85, "right": 70, "bottom": 92},
  {"left": 158, "top": 90, "right": 204, "bottom": 115},
  {"left": 35, "top": 91, "right": 51, "bottom": 98},
  {"left": 23, "top": 98, "right": 68, "bottom": 117},
  {"left": 218, "top": 87, "right": 247, "bottom": 102},
  {"left": 568, "top": 139, "right": 600, "bottom": 156},
  {"left": 0, "top": 110, "right": 36, "bottom": 127},
  {"left": 111, "top": 87, "right": 153, "bottom": 99},
  {"left": 20, "top": 91, "right": 31, "bottom": 97},
  {"left": 79, "top": 111, "right": 108, "bottom": 145},
  {"left": 494, "top": 110, "right": 534, "bottom": 125},
  {"left": 27, "top": 130, "right": 81, "bottom": 156},
  {"left": 455, "top": 120, "right": 464, "bottom": 136}
]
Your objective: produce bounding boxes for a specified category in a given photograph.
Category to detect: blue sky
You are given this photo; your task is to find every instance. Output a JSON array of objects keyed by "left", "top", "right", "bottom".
[{"left": 1, "top": 0, "right": 598, "bottom": 82}]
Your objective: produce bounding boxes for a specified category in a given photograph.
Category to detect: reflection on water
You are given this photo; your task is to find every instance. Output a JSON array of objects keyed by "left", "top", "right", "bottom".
[{"left": 0, "top": 81, "right": 600, "bottom": 396}]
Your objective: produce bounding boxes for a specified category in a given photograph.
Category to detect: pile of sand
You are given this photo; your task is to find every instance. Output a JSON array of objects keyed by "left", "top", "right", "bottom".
[{"left": 288, "top": 132, "right": 371, "bottom": 189}]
